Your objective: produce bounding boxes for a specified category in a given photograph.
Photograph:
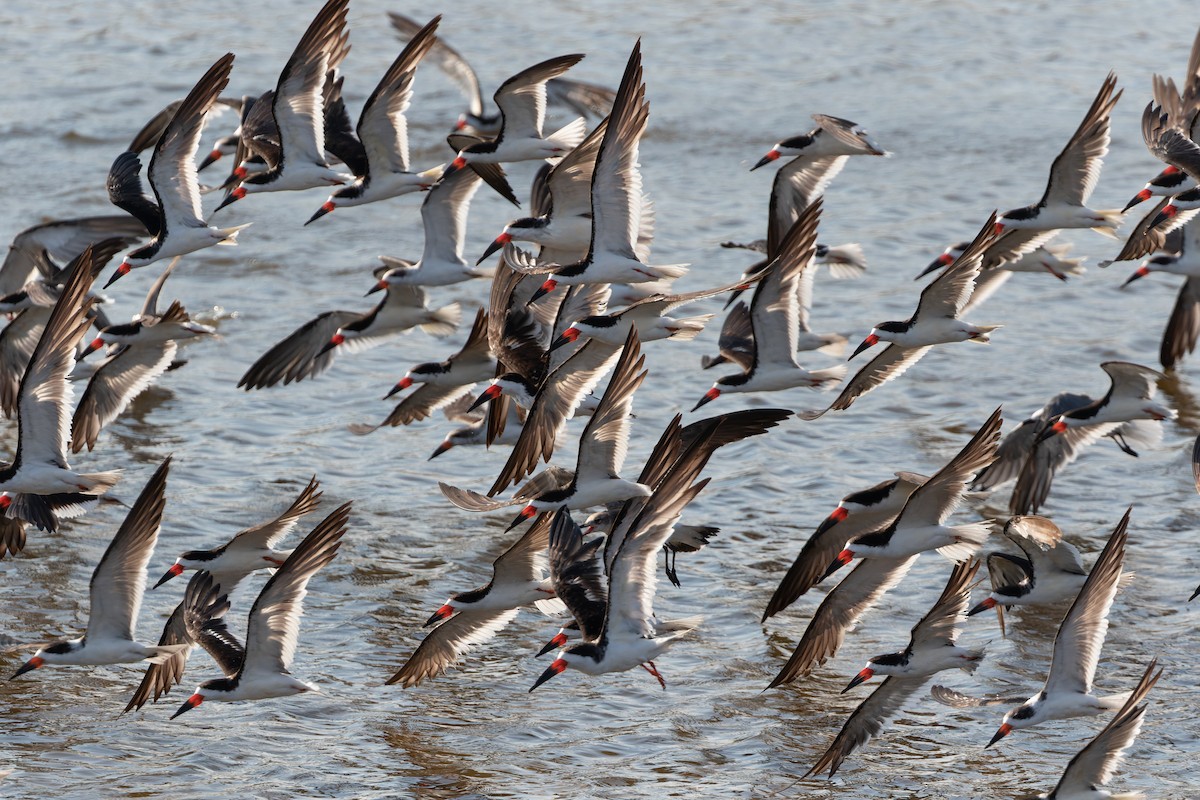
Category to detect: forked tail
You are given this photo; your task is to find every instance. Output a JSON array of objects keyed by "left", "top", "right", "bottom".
[
  {"left": 216, "top": 222, "right": 253, "bottom": 245},
  {"left": 421, "top": 302, "right": 462, "bottom": 337}
]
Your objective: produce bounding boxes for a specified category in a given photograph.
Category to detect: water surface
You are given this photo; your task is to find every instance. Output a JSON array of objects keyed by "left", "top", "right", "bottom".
[{"left": 1, "top": 1, "right": 1198, "bottom": 797}]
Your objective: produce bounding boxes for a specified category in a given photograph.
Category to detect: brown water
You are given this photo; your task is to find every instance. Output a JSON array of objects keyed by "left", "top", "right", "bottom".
[{"left": 1, "top": 1, "right": 1199, "bottom": 797}]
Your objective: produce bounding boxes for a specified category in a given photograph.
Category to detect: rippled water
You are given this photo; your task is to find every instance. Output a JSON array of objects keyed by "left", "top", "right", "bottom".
[{"left": 2, "top": 1, "right": 1199, "bottom": 797}]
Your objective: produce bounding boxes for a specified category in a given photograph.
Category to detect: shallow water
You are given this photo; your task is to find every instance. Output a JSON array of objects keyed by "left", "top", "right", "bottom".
[{"left": 1, "top": 1, "right": 1199, "bottom": 797}]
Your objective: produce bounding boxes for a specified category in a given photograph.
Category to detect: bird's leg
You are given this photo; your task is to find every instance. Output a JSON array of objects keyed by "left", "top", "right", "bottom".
[
  {"left": 664, "top": 548, "right": 681, "bottom": 588},
  {"left": 1041, "top": 262, "right": 1067, "bottom": 281},
  {"left": 1109, "top": 431, "right": 1139, "bottom": 457},
  {"left": 641, "top": 661, "right": 667, "bottom": 689}
]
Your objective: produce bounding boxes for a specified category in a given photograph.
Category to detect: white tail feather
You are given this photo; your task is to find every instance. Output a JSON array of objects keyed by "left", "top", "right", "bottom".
[
  {"left": 665, "top": 314, "right": 714, "bottom": 341},
  {"left": 960, "top": 647, "right": 986, "bottom": 673},
  {"left": 1091, "top": 209, "right": 1125, "bottom": 238},
  {"left": 936, "top": 521, "right": 992, "bottom": 561},
  {"left": 76, "top": 470, "right": 122, "bottom": 495},
  {"left": 645, "top": 263, "right": 690, "bottom": 280},
  {"left": 534, "top": 597, "right": 567, "bottom": 617},
  {"left": 813, "top": 334, "right": 849, "bottom": 357},
  {"left": 818, "top": 243, "right": 867, "bottom": 278},
  {"left": 808, "top": 364, "right": 847, "bottom": 389},
  {"left": 216, "top": 222, "right": 252, "bottom": 245},
  {"left": 421, "top": 303, "right": 462, "bottom": 337},
  {"left": 1099, "top": 690, "right": 1133, "bottom": 710},
  {"left": 967, "top": 324, "right": 1003, "bottom": 343},
  {"left": 657, "top": 614, "right": 703, "bottom": 639}
]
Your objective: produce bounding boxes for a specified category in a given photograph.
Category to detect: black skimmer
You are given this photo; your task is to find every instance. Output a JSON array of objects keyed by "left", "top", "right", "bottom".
[
  {"left": 823, "top": 407, "right": 1001, "bottom": 577},
  {"left": 596, "top": 407, "right": 789, "bottom": 566},
  {"left": 798, "top": 214, "right": 999, "bottom": 419},
  {"left": 215, "top": 90, "right": 277, "bottom": 189},
  {"left": 967, "top": 515, "right": 1089, "bottom": 636},
  {"left": 365, "top": 163, "right": 493, "bottom": 287},
  {"left": 1126, "top": 164, "right": 1192, "bottom": 213},
  {"left": 1120, "top": 219, "right": 1200, "bottom": 370},
  {"left": 917, "top": 238, "right": 1086, "bottom": 318},
  {"left": 768, "top": 555, "right": 921, "bottom": 689},
  {"left": 1034, "top": 659, "right": 1160, "bottom": 800},
  {"left": 0, "top": 245, "right": 121, "bottom": 500},
  {"left": 425, "top": 392, "right": 525, "bottom": 460},
  {"left": 438, "top": 52, "right": 588, "bottom": 194},
  {"left": 537, "top": 509, "right": 607, "bottom": 656},
  {"left": 699, "top": 300, "right": 754, "bottom": 370},
  {"left": 533, "top": 409, "right": 788, "bottom": 687},
  {"left": 761, "top": 471, "right": 927, "bottom": 622},
  {"left": 440, "top": 466, "right": 575, "bottom": 515},
  {"left": 470, "top": 257, "right": 559, "bottom": 447},
  {"left": 481, "top": 332, "right": 624, "bottom": 497},
  {"left": 1036, "top": 362, "right": 1174, "bottom": 443},
  {"left": 153, "top": 475, "right": 322, "bottom": 589},
  {"left": 992, "top": 73, "right": 1124, "bottom": 242},
  {"left": 986, "top": 508, "right": 1133, "bottom": 747},
  {"left": 741, "top": 113, "right": 886, "bottom": 266},
  {"left": 0, "top": 237, "right": 127, "bottom": 419},
  {"left": 529, "top": 443, "right": 708, "bottom": 691},
  {"left": 920, "top": 239, "right": 1086, "bottom": 283},
  {"left": 1124, "top": 33, "right": 1200, "bottom": 212},
  {"left": 1138, "top": 99, "right": 1200, "bottom": 233},
  {"left": 214, "top": 0, "right": 353, "bottom": 211},
  {"left": 388, "top": 12, "right": 613, "bottom": 138},
  {"left": 0, "top": 489, "right": 100, "bottom": 551},
  {"left": 804, "top": 561, "right": 984, "bottom": 778},
  {"left": 550, "top": 272, "right": 768, "bottom": 351},
  {"left": 104, "top": 53, "right": 251, "bottom": 287},
  {"left": 750, "top": 113, "right": 888, "bottom": 171},
  {"left": 237, "top": 310, "right": 361, "bottom": 389},
  {"left": 848, "top": 213, "right": 1001, "bottom": 358},
  {"left": 124, "top": 92, "right": 243, "bottom": 157},
  {"left": 476, "top": 121, "right": 608, "bottom": 266},
  {"left": 306, "top": 16, "right": 445, "bottom": 224},
  {"left": 503, "top": 327, "right": 651, "bottom": 529},
  {"left": 386, "top": 512, "right": 562, "bottom": 687},
  {"left": 509, "top": 42, "right": 688, "bottom": 302},
  {"left": 123, "top": 569, "right": 232, "bottom": 714},
  {"left": 971, "top": 391, "right": 1150, "bottom": 515},
  {"left": 350, "top": 308, "right": 496, "bottom": 433},
  {"left": 766, "top": 410, "right": 1000, "bottom": 688},
  {"left": 722, "top": 113, "right": 883, "bottom": 305},
  {"left": 580, "top": 506, "right": 717, "bottom": 588},
  {"left": 691, "top": 201, "right": 846, "bottom": 411},
  {"left": 170, "top": 501, "right": 351, "bottom": 719},
  {"left": 0, "top": 216, "right": 145, "bottom": 297},
  {"left": 11, "top": 458, "right": 184, "bottom": 679},
  {"left": 388, "top": 12, "right": 613, "bottom": 139},
  {"left": 322, "top": 284, "right": 462, "bottom": 354},
  {"left": 238, "top": 285, "right": 460, "bottom": 390},
  {"left": 71, "top": 260, "right": 216, "bottom": 452}
]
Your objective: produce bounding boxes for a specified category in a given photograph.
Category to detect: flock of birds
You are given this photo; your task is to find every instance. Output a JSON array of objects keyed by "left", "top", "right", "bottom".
[{"left": 5, "top": 1, "right": 1200, "bottom": 795}]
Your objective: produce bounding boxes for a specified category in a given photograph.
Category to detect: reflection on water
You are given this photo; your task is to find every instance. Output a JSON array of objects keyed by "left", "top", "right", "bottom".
[{"left": 1, "top": 0, "right": 1199, "bottom": 797}]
